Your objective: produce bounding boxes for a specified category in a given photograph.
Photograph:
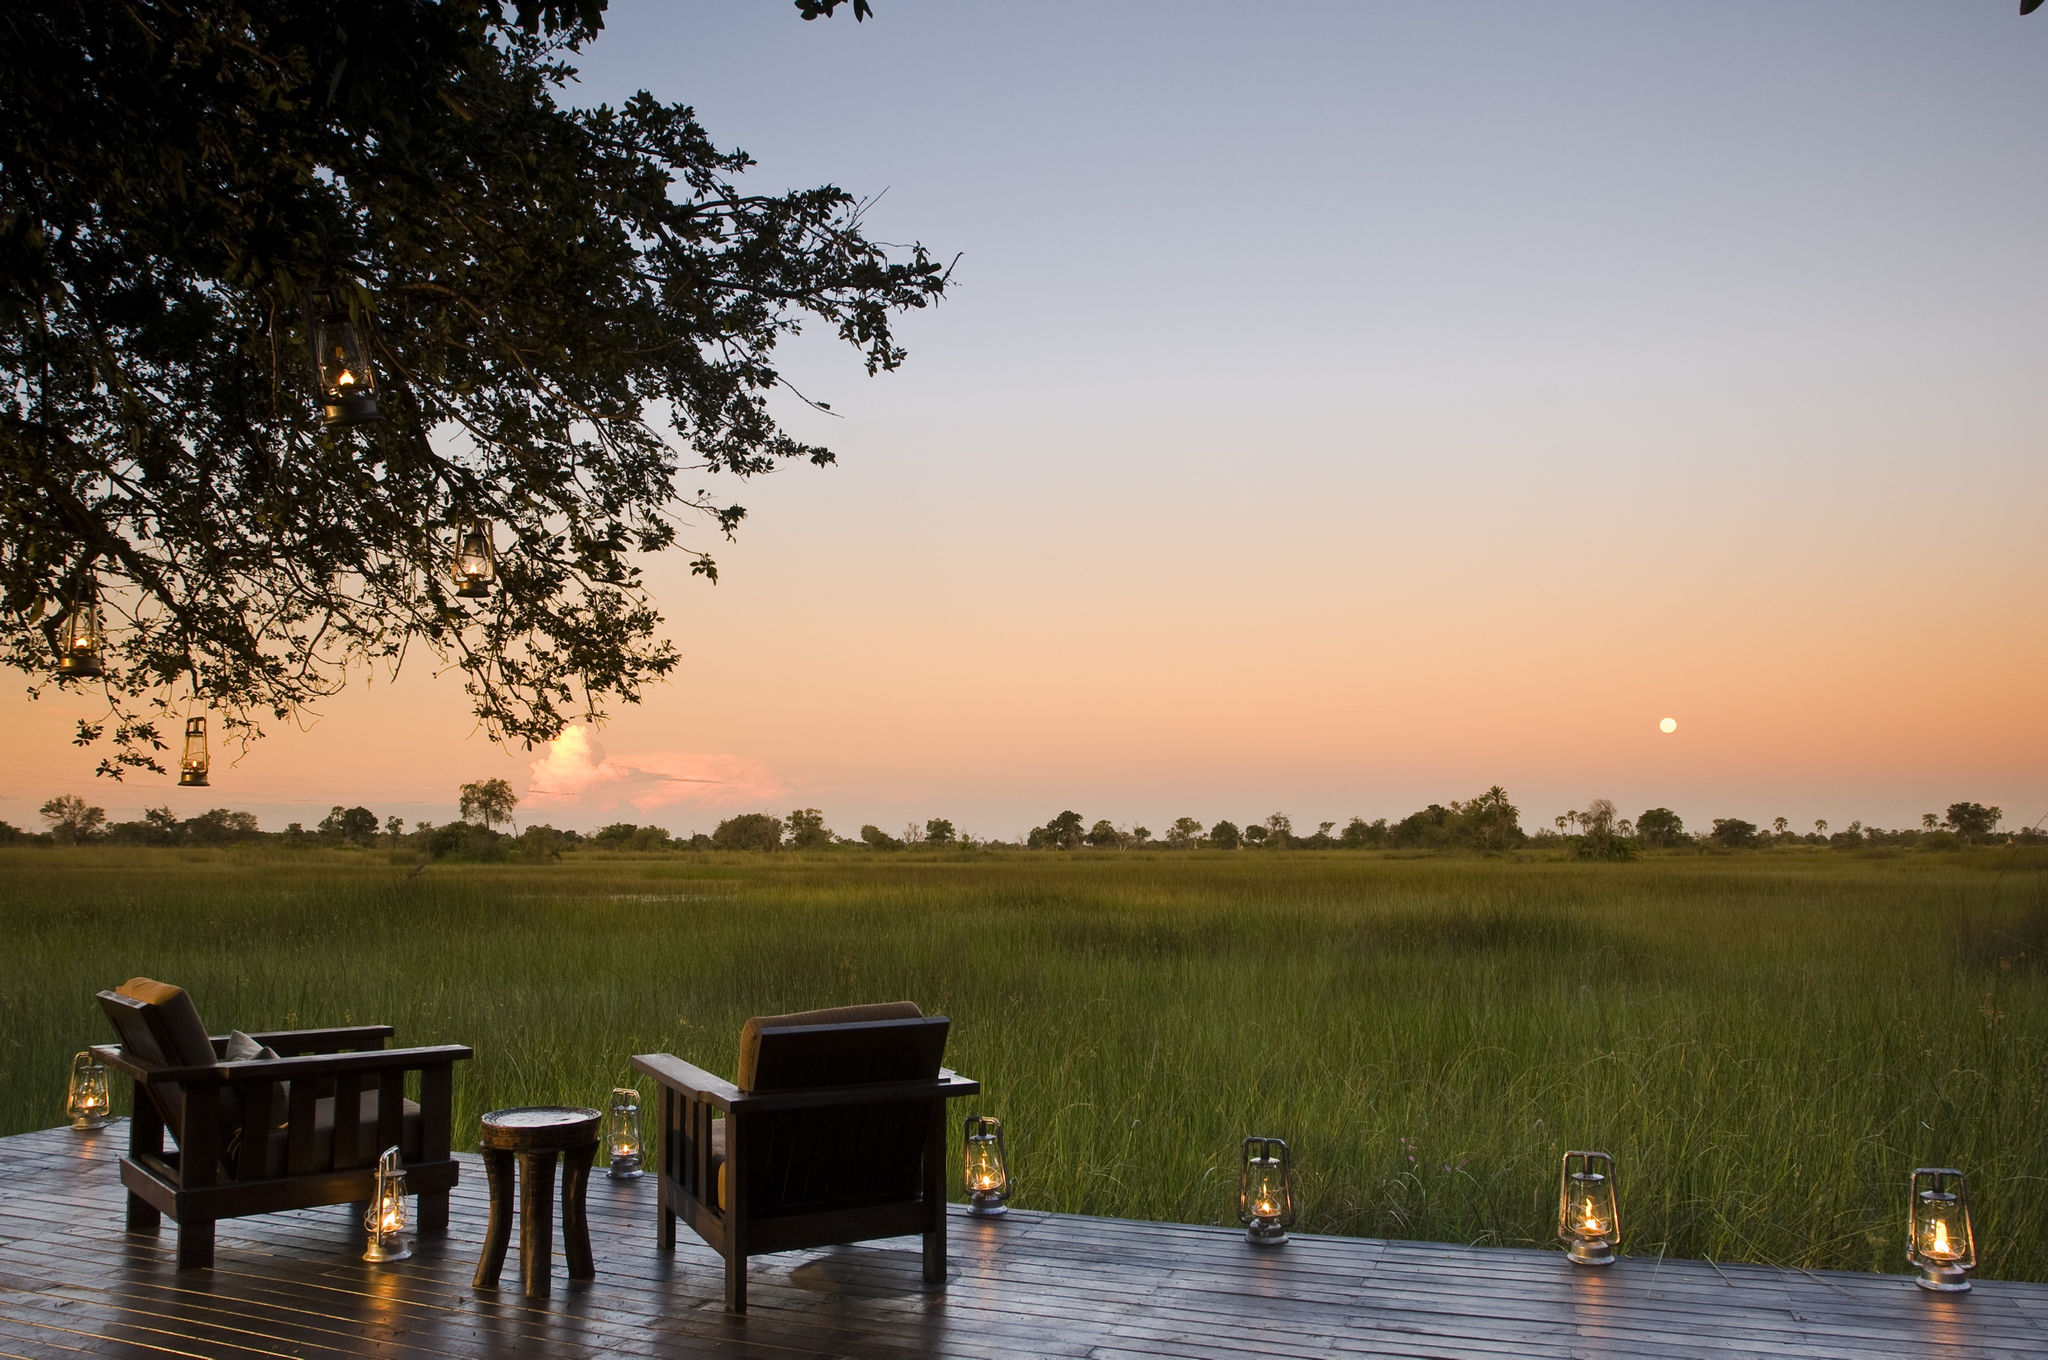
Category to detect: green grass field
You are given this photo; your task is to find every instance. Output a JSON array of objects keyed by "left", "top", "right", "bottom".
[{"left": 3, "top": 846, "right": 2043, "bottom": 1280}]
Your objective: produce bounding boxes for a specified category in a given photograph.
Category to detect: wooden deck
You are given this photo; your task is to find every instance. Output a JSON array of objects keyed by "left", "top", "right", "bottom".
[{"left": 2, "top": 1125, "right": 2043, "bottom": 1359}]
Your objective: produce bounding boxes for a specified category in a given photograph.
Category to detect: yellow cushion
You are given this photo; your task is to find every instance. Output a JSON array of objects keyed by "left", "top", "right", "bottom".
[
  {"left": 117, "top": 977, "right": 184, "bottom": 1007},
  {"left": 711, "top": 1119, "right": 727, "bottom": 1210}
]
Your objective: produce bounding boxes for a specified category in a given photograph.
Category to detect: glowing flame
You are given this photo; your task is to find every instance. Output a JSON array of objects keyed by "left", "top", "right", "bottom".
[
  {"left": 1581, "top": 1198, "right": 1605, "bottom": 1235},
  {"left": 1928, "top": 1219, "right": 1955, "bottom": 1259}
]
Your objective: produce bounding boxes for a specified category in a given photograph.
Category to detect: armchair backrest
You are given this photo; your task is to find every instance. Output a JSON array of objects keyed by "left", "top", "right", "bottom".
[
  {"left": 738, "top": 1000, "right": 932, "bottom": 1092},
  {"left": 97, "top": 978, "right": 219, "bottom": 1129},
  {"left": 729, "top": 1002, "right": 949, "bottom": 1215}
]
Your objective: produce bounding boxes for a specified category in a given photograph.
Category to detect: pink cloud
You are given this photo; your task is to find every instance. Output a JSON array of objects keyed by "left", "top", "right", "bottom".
[{"left": 525, "top": 726, "right": 786, "bottom": 816}]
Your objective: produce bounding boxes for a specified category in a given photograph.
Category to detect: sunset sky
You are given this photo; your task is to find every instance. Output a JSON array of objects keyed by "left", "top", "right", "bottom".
[{"left": 5, "top": 1, "right": 2044, "bottom": 841}]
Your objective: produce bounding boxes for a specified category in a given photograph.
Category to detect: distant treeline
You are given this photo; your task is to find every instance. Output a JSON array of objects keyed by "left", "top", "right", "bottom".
[{"left": 10, "top": 788, "right": 2035, "bottom": 859}]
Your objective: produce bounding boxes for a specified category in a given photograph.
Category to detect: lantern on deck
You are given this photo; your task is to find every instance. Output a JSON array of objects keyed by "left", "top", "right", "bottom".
[
  {"left": 66, "top": 1050, "right": 110, "bottom": 1130},
  {"left": 1239, "top": 1136, "right": 1294, "bottom": 1245},
  {"left": 451, "top": 520, "right": 496, "bottom": 599},
  {"left": 963, "top": 1114, "right": 1009, "bottom": 1216},
  {"left": 315, "top": 306, "right": 381, "bottom": 427},
  {"left": 55, "top": 588, "right": 105, "bottom": 678},
  {"left": 1558, "top": 1150, "right": 1619, "bottom": 1266},
  {"left": 1907, "top": 1167, "right": 1975, "bottom": 1292},
  {"left": 362, "top": 1146, "right": 412, "bottom": 1261},
  {"left": 178, "top": 716, "right": 210, "bottom": 787},
  {"left": 605, "top": 1087, "right": 644, "bottom": 1179}
]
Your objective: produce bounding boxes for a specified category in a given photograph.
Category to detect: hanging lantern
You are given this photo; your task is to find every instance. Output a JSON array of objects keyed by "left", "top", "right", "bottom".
[
  {"left": 963, "top": 1114, "right": 1009, "bottom": 1216},
  {"left": 605, "top": 1087, "right": 644, "bottom": 1179},
  {"left": 55, "top": 587, "right": 105, "bottom": 678},
  {"left": 315, "top": 304, "right": 381, "bottom": 427},
  {"left": 1238, "top": 1136, "right": 1294, "bottom": 1245},
  {"left": 362, "top": 1146, "right": 412, "bottom": 1262},
  {"left": 451, "top": 520, "right": 496, "bottom": 599},
  {"left": 1907, "top": 1167, "right": 1975, "bottom": 1292},
  {"left": 178, "top": 716, "right": 209, "bottom": 787},
  {"left": 1558, "top": 1150, "right": 1620, "bottom": 1266},
  {"left": 66, "top": 1050, "right": 110, "bottom": 1130}
]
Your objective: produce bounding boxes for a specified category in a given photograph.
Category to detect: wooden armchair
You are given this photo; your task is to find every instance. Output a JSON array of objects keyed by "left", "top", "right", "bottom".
[
  {"left": 632, "top": 1001, "right": 979, "bottom": 1312},
  {"left": 94, "top": 978, "right": 473, "bottom": 1270}
]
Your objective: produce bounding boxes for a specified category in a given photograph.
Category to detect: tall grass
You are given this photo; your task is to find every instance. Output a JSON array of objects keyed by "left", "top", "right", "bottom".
[{"left": 3, "top": 846, "right": 2043, "bottom": 1279}]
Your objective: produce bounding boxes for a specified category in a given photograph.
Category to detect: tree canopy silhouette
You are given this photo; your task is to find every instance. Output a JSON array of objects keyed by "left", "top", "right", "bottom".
[{"left": 1, "top": 0, "right": 951, "bottom": 774}]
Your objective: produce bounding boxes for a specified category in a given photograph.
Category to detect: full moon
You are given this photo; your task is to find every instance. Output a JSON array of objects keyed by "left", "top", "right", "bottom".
[{"left": 1659, "top": 717, "right": 1677, "bottom": 734}]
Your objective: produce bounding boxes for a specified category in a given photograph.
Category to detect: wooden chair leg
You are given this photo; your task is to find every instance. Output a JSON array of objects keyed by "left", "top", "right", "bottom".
[
  {"left": 125, "top": 1191, "right": 160, "bottom": 1234},
  {"left": 473, "top": 1148, "right": 515, "bottom": 1289},
  {"left": 724, "top": 1249, "right": 747, "bottom": 1314},
  {"left": 518, "top": 1150, "right": 558, "bottom": 1300},
  {"left": 923, "top": 1224, "right": 946, "bottom": 1285},
  {"left": 175, "top": 1219, "right": 215, "bottom": 1271},
  {"left": 417, "top": 1189, "right": 449, "bottom": 1234},
  {"left": 561, "top": 1142, "right": 596, "bottom": 1281},
  {"left": 655, "top": 1178, "right": 675, "bottom": 1251}
]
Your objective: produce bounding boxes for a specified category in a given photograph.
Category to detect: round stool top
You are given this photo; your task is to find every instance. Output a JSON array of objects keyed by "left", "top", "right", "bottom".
[{"left": 480, "top": 1105, "right": 602, "bottom": 1151}]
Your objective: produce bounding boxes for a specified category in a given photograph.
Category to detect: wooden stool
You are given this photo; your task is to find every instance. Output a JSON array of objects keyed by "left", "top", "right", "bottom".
[{"left": 473, "top": 1106, "right": 601, "bottom": 1297}]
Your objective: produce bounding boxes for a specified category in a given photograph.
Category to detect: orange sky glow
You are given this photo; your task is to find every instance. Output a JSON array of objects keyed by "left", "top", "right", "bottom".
[{"left": 5, "top": 4, "right": 2044, "bottom": 839}]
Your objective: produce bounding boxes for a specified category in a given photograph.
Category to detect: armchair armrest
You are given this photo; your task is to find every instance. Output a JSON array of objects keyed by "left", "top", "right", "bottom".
[
  {"left": 91, "top": 1043, "right": 157, "bottom": 1082},
  {"left": 215, "top": 1044, "right": 473, "bottom": 1082},
  {"left": 224, "top": 1025, "right": 395, "bottom": 1055},
  {"left": 98, "top": 1043, "right": 472, "bottom": 1085},
  {"left": 632, "top": 1053, "right": 738, "bottom": 1110}
]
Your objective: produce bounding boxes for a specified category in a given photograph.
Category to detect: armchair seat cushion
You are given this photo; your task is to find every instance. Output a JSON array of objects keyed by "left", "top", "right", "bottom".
[{"left": 250, "top": 1092, "right": 423, "bottom": 1179}]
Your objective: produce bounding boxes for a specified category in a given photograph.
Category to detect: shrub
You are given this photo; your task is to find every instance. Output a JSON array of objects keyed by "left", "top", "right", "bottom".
[{"left": 712, "top": 813, "right": 783, "bottom": 851}]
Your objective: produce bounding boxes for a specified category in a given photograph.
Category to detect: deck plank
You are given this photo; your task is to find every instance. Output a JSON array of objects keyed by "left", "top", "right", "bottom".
[{"left": 2, "top": 1124, "right": 2043, "bottom": 1359}]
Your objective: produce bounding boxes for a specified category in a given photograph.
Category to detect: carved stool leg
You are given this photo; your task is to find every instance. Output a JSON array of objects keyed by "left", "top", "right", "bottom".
[
  {"left": 472, "top": 1147, "right": 516, "bottom": 1289},
  {"left": 561, "top": 1140, "right": 597, "bottom": 1281},
  {"left": 518, "top": 1149, "right": 559, "bottom": 1299}
]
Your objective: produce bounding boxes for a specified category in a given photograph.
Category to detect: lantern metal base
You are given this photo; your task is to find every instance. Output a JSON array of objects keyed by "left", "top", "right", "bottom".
[
  {"left": 1915, "top": 1262, "right": 1971, "bottom": 1292},
  {"left": 323, "top": 393, "right": 382, "bottom": 427},
  {"left": 1244, "top": 1221, "right": 1288, "bottom": 1246},
  {"left": 608, "top": 1156, "right": 643, "bottom": 1180},
  {"left": 1566, "top": 1237, "right": 1617, "bottom": 1266},
  {"left": 967, "top": 1193, "right": 1008, "bottom": 1217},
  {"left": 56, "top": 655, "right": 103, "bottom": 678},
  {"left": 363, "top": 1234, "right": 412, "bottom": 1263},
  {"left": 179, "top": 770, "right": 209, "bottom": 787},
  {"left": 454, "top": 582, "right": 492, "bottom": 599},
  {"left": 69, "top": 1113, "right": 109, "bottom": 1131}
]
